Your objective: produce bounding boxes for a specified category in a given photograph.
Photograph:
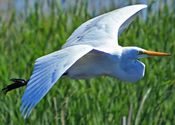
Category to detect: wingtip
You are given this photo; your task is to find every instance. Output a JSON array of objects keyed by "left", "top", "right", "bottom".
[
  {"left": 135, "top": 4, "right": 148, "bottom": 8},
  {"left": 142, "top": 4, "right": 148, "bottom": 8},
  {"left": 121, "top": 4, "right": 148, "bottom": 12}
]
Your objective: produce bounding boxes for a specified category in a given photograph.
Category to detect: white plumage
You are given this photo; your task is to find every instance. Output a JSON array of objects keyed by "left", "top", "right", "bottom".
[{"left": 20, "top": 4, "right": 170, "bottom": 118}]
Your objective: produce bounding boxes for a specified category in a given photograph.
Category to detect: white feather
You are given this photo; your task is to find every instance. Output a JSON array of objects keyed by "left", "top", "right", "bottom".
[
  {"left": 20, "top": 45, "right": 93, "bottom": 118},
  {"left": 62, "top": 4, "right": 147, "bottom": 51}
]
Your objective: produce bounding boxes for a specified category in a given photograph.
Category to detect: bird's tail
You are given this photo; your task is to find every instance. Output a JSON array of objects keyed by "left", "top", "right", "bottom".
[{"left": 1, "top": 78, "right": 28, "bottom": 94}]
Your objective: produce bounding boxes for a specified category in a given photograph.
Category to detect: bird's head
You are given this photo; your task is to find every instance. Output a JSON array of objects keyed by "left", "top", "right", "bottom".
[
  {"left": 118, "top": 47, "right": 171, "bottom": 83},
  {"left": 122, "top": 47, "right": 171, "bottom": 60}
]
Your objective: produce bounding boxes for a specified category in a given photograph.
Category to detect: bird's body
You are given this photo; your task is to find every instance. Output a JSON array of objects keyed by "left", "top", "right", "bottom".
[
  {"left": 65, "top": 46, "right": 145, "bottom": 83},
  {"left": 65, "top": 49, "right": 114, "bottom": 79},
  {"left": 1, "top": 4, "right": 171, "bottom": 118}
]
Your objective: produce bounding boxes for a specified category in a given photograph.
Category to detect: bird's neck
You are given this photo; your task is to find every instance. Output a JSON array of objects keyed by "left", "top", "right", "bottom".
[{"left": 117, "top": 58, "right": 145, "bottom": 83}]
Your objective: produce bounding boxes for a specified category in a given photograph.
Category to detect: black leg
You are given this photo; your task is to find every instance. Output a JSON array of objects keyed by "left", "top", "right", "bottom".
[{"left": 1, "top": 78, "right": 29, "bottom": 94}]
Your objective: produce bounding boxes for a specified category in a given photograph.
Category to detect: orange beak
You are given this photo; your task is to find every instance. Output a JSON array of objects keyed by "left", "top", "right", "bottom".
[{"left": 139, "top": 51, "right": 171, "bottom": 56}]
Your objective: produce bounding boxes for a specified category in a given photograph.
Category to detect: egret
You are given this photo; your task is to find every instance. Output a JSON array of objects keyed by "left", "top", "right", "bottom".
[{"left": 1, "top": 4, "right": 171, "bottom": 118}]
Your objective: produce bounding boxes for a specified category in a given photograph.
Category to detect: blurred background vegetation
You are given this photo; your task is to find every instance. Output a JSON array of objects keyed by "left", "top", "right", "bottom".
[{"left": 0, "top": 0, "right": 174, "bottom": 125}]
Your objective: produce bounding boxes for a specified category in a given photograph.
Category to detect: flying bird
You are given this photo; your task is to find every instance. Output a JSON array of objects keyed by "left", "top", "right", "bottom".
[{"left": 1, "top": 4, "right": 171, "bottom": 118}]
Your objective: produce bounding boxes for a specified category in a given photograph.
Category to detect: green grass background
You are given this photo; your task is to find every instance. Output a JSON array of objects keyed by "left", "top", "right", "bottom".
[{"left": 0, "top": 2, "right": 175, "bottom": 125}]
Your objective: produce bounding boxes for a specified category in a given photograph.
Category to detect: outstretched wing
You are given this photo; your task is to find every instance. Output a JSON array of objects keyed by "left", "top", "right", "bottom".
[
  {"left": 20, "top": 45, "right": 93, "bottom": 118},
  {"left": 62, "top": 4, "right": 147, "bottom": 49}
]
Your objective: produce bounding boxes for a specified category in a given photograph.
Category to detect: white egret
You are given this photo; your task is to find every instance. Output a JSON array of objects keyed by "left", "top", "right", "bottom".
[{"left": 1, "top": 4, "right": 171, "bottom": 118}]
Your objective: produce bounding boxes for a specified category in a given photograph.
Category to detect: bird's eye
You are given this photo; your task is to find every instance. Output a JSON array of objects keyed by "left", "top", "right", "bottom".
[
  {"left": 137, "top": 51, "right": 143, "bottom": 55},
  {"left": 137, "top": 51, "right": 142, "bottom": 55}
]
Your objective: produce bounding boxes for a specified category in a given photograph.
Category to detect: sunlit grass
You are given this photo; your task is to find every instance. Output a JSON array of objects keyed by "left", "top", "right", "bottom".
[{"left": 0, "top": 2, "right": 174, "bottom": 125}]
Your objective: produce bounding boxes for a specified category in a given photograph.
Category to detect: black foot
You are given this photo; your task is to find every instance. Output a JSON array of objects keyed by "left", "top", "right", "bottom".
[{"left": 1, "top": 78, "right": 29, "bottom": 94}]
